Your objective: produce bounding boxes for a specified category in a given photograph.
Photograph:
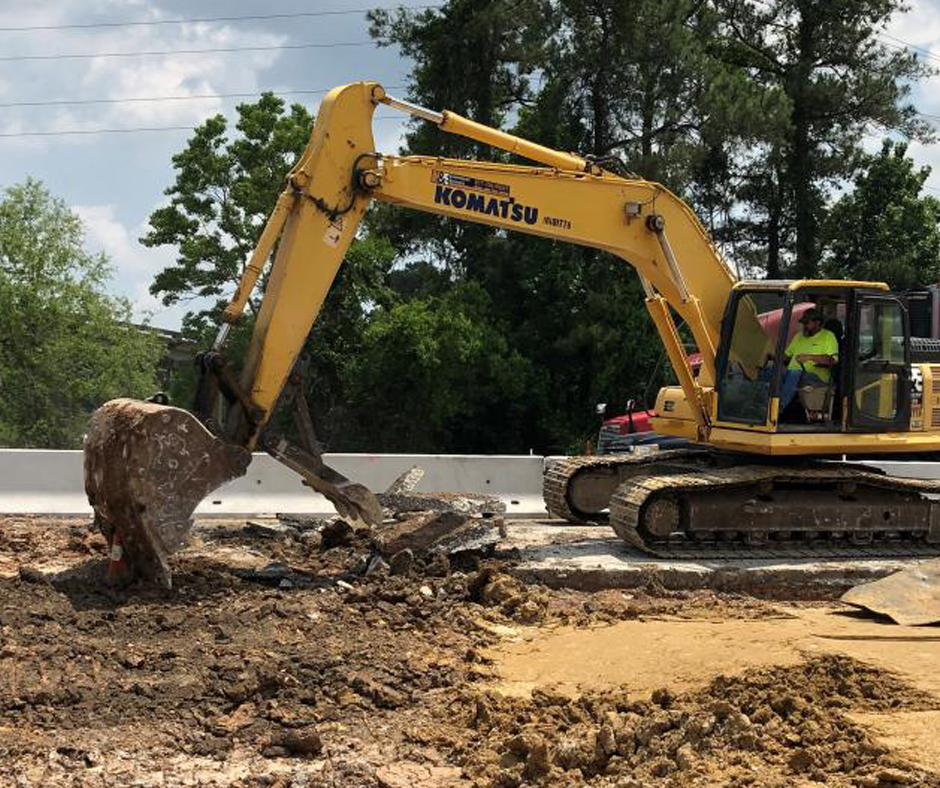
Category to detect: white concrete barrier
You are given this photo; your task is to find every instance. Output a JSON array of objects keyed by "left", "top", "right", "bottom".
[
  {"left": 0, "top": 450, "right": 88, "bottom": 515},
  {"left": 866, "top": 461, "right": 940, "bottom": 481},
  {"left": 5, "top": 450, "right": 940, "bottom": 519},
  {"left": 0, "top": 450, "right": 547, "bottom": 517}
]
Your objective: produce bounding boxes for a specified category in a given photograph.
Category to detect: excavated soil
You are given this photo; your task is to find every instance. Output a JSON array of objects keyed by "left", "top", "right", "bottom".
[{"left": 1, "top": 515, "right": 939, "bottom": 787}]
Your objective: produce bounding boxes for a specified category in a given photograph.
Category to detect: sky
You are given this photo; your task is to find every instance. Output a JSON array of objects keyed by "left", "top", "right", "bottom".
[{"left": 0, "top": 1, "right": 939, "bottom": 331}]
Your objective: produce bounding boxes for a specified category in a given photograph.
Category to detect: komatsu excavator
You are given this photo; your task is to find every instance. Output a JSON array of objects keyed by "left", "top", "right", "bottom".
[{"left": 85, "top": 81, "right": 940, "bottom": 586}]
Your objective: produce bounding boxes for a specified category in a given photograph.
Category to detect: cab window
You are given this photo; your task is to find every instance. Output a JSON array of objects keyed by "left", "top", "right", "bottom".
[
  {"left": 718, "top": 291, "right": 785, "bottom": 423},
  {"left": 853, "top": 299, "right": 905, "bottom": 421}
]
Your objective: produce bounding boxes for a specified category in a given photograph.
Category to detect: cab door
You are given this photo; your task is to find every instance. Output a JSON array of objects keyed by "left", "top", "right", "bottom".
[{"left": 847, "top": 294, "right": 910, "bottom": 431}]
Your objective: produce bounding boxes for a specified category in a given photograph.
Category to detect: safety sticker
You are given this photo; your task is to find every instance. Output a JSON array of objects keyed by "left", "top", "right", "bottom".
[{"left": 324, "top": 217, "right": 344, "bottom": 247}]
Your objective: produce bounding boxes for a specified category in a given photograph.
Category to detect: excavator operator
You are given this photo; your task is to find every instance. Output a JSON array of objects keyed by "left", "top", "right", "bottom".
[{"left": 778, "top": 308, "right": 839, "bottom": 413}]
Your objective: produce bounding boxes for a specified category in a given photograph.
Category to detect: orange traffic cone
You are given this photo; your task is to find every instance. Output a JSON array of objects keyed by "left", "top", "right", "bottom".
[{"left": 106, "top": 531, "right": 132, "bottom": 586}]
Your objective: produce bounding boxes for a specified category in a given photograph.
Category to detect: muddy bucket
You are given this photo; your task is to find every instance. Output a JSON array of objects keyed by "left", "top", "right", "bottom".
[{"left": 84, "top": 398, "right": 251, "bottom": 588}]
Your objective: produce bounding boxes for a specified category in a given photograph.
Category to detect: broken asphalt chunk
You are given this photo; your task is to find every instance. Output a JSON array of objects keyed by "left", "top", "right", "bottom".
[
  {"left": 841, "top": 558, "right": 940, "bottom": 625},
  {"left": 372, "top": 511, "right": 505, "bottom": 559}
]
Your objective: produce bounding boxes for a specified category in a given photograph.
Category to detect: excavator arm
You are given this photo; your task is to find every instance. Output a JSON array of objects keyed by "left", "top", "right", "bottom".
[
  {"left": 225, "top": 82, "right": 736, "bottom": 443},
  {"left": 84, "top": 81, "right": 739, "bottom": 587}
]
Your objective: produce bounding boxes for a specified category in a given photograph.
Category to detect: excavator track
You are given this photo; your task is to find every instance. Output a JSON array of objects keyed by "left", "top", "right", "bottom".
[
  {"left": 609, "top": 461, "right": 940, "bottom": 559},
  {"left": 542, "top": 450, "right": 709, "bottom": 523}
]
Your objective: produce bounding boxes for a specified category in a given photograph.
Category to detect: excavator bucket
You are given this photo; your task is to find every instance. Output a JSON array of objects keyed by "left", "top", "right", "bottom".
[{"left": 83, "top": 398, "right": 251, "bottom": 588}]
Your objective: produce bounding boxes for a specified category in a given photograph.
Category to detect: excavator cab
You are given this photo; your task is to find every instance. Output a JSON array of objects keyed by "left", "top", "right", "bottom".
[{"left": 716, "top": 281, "right": 911, "bottom": 435}]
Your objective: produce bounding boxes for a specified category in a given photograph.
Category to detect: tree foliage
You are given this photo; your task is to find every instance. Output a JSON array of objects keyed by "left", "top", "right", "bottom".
[
  {"left": 145, "top": 0, "right": 936, "bottom": 454},
  {"left": 143, "top": 93, "right": 316, "bottom": 313},
  {"left": 712, "top": 0, "right": 934, "bottom": 277},
  {"left": 344, "top": 282, "right": 534, "bottom": 452},
  {"left": 822, "top": 140, "right": 940, "bottom": 291},
  {"left": 0, "top": 179, "right": 161, "bottom": 448}
]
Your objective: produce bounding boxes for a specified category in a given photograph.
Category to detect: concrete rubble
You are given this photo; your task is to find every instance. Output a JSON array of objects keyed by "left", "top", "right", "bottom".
[
  {"left": 842, "top": 557, "right": 940, "bottom": 625},
  {"left": 377, "top": 465, "right": 506, "bottom": 518},
  {"left": 499, "top": 521, "right": 939, "bottom": 598}
]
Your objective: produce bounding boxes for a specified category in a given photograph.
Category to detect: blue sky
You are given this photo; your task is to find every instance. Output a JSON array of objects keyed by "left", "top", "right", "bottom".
[{"left": 1, "top": 0, "right": 939, "bottom": 331}]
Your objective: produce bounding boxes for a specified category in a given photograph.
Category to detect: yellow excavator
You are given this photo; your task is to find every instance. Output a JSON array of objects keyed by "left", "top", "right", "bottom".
[{"left": 85, "top": 81, "right": 940, "bottom": 586}]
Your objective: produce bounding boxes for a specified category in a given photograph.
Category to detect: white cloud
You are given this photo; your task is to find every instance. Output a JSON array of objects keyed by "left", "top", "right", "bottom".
[
  {"left": 74, "top": 203, "right": 153, "bottom": 273},
  {"left": 0, "top": 1, "right": 287, "bottom": 142},
  {"left": 885, "top": 0, "right": 940, "bottom": 48},
  {"left": 73, "top": 202, "right": 196, "bottom": 328},
  {"left": 0, "top": 0, "right": 70, "bottom": 31}
]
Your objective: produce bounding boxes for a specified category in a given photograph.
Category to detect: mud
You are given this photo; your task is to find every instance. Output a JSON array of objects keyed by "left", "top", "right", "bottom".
[{"left": 1, "top": 515, "right": 939, "bottom": 786}]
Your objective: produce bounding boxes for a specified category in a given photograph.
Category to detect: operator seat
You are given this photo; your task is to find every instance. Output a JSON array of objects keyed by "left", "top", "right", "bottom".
[
  {"left": 824, "top": 317, "right": 844, "bottom": 346},
  {"left": 795, "top": 316, "right": 844, "bottom": 422}
]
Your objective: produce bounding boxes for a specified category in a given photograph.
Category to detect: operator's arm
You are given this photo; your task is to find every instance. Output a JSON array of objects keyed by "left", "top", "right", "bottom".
[
  {"left": 795, "top": 354, "right": 834, "bottom": 366},
  {"left": 794, "top": 332, "right": 838, "bottom": 367}
]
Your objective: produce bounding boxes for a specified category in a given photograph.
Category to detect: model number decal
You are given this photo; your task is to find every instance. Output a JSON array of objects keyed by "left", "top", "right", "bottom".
[
  {"left": 543, "top": 216, "right": 571, "bottom": 230},
  {"left": 432, "top": 170, "right": 510, "bottom": 197}
]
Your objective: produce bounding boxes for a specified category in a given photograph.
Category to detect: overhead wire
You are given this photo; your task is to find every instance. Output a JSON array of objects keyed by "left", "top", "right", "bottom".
[
  {"left": 0, "top": 86, "right": 405, "bottom": 109},
  {"left": 0, "top": 41, "right": 374, "bottom": 62},
  {"left": 1, "top": 0, "right": 938, "bottom": 195},
  {"left": 0, "top": 5, "right": 444, "bottom": 33},
  {"left": 877, "top": 32, "right": 940, "bottom": 66},
  {"left": 0, "top": 116, "right": 407, "bottom": 138},
  {"left": 722, "top": 0, "right": 940, "bottom": 193},
  {"left": 743, "top": 0, "right": 940, "bottom": 66}
]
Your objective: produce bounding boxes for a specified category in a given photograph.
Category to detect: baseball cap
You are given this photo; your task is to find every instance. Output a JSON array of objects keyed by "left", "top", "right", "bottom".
[{"left": 798, "top": 307, "right": 822, "bottom": 324}]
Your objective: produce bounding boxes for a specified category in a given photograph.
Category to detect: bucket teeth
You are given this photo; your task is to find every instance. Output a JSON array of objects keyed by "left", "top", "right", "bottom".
[{"left": 83, "top": 398, "right": 250, "bottom": 588}]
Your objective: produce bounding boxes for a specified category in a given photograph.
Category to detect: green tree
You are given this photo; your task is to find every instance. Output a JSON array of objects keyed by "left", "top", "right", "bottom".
[
  {"left": 822, "top": 140, "right": 940, "bottom": 290},
  {"left": 0, "top": 179, "right": 161, "bottom": 448},
  {"left": 532, "top": 0, "right": 766, "bottom": 187},
  {"left": 143, "top": 93, "right": 316, "bottom": 313},
  {"left": 344, "top": 281, "right": 535, "bottom": 452},
  {"left": 142, "top": 94, "right": 395, "bottom": 448},
  {"left": 713, "top": 0, "right": 933, "bottom": 277}
]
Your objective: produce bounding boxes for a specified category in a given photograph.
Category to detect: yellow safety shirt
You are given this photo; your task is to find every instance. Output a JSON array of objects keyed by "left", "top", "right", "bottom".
[{"left": 785, "top": 328, "right": 839, "bottom": 382}]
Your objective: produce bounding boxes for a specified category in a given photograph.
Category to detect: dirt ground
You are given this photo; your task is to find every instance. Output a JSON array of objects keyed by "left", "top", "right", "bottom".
[{"left": 2, "top": 515, "right": 940, "bottom": 787}]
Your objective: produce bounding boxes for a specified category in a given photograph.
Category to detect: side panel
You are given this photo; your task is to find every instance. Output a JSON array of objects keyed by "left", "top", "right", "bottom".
[{"left": 706, "top": 426, "right": 940, "bottom": 455}]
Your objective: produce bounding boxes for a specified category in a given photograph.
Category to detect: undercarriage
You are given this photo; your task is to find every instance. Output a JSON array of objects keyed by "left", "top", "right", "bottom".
[{"left": 544, "top": 451, "right": 940, "bottom": 558}]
